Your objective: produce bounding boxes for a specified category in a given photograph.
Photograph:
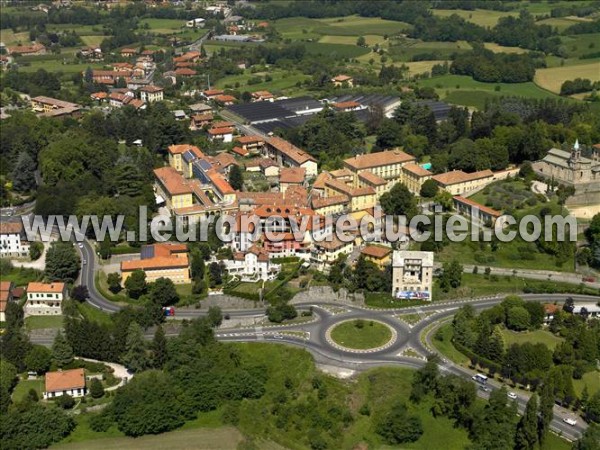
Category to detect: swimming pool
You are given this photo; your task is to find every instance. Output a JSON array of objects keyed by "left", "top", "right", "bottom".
[{"left": 420, "top": 162, "right": 432, "bottom": 170}]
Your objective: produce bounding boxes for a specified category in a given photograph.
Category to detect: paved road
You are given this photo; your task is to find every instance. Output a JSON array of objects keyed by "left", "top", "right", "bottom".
[{"left": 74, "top": 238, "right": 596, "bottom": 440}]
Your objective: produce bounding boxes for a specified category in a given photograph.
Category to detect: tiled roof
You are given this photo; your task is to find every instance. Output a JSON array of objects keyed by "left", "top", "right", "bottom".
[
  {"left": 267, "top": 136, "right": 316, "bottom": 165},
  {"left": 168, "top": 144, "right": 204, "bottom": 158},
  {"left": 332, "top": 101, "right": 360, "bottom": 109},
  {"left": 453, "top": 196, "right": 501, "bottom": 218},
  {"left": 325, "top": 178, "right": 375, "bottom": 197},
  {"left": 0, "top": 222, "right": 23, "bottom": 234},
  {"left": 236, "top": 135, "right": 264, "bottom": 145},
  {"left": 361, "top": 245, "right": 391, "bottom": 259},
  {"left": 312, "top": 172, "right": 331, "bottom": 190},
  {"left": 121, "top": 254, "right": 189, "bottom": 271},
  {"left": 32, "top": 96, "right": 80, "bottom": 109},
  {"left": 432, "top": 170, "right": 493, "bottom": 186},
  {"left": 279, "top": 167, "right": 306, "bottom": 184},
  {"left": 208, "top": 126, "right": 235, "bottom": 136},
  {"left": 27, "top": 282, "right": 65, "bottom": 294},
  {"left": 140, "top": 85, "right": 163, "bottom": 92},
  {"left": 312, "top": 195, "right": 349, "bottom": 209},
  {"left": 45, "top": 369, "right": 85, "bottom": 393},
  {"left": 330, "top": 168, "right": 354, "bottom": 179},
  {"left": 403, "top": 163, "right": 432, "bottom": 177},
  {"left": 344, "top": 149, "right": 415, "bottom": 170},
  {"left": 214, "top": 94, "right": 236, "bottom": 103},
  {"left": 203, "top": 89, "right": 224, "bottom": 97},
  {"left": 332, "top": 75, "right": 352, "bottom": 82},
  {"left": 208, "top": 170, "right": 235, "bottom": 195},
  {"left": 154, "top": 166, "right": 193, "bottom": 195},
  {"left": 231, "top": 146, "right": 249, "bottom": 157},
  {"left": 358, "top": 170, "right": 387, "bottom": 186},
  {"left": 175, "top": 68, "right": 197, "bottom": 76},
  {"left": 315, "top": 236, "right": 351, "bottom": 251}
]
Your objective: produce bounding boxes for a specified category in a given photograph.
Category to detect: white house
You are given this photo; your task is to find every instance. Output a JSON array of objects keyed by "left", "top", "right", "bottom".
[
  {"left": 44, "top": 368, "right": 87, "bottom": 399},
  {"left": 25, "top": 282, "right": 67, "bottom": 316},
  {"left": 186, "top": 18, "right": 206, "bottom": 28},
  {"left": 139, "top": 85, "right": 164, "bottom": 103},
  {"left": 310, "top": 237, "right": 353, "bottom": 272},
  {"left": 222, "top": 247, "right": 280, "bottom": 281},
  {"left": 0, "top": 222, "right": 29, "bottom": 257}
]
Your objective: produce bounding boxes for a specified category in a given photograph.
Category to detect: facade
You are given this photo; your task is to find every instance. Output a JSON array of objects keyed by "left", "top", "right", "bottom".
[
  {"left": 0, "top": 281, "right": 13, "bottom": 322},
  {"left": 402, "top": 163, "right": 433, "bottom": 195},
  {"left": 453, "top": 196, "right": 501, "bottom": 226},
  {"left": 279, "top": 167, "right": 305, "bottom": 193},
  {"left": 25, "top": 282, "right": 67, "bottom": 316},
  {"left": 361, "top": 245, "right": 392, "bottom": 268},
  {"left": 0, "top": 222, "right": 29, "bottom": 257},
  {"left": 264, "top": 137, "right": 318, "bottom": 177},
  {"left": 30, "top": 96, "right": 81, "bottom": 117},
  {"left": 139, "top": 85, "right": 164, "bottom": 103},
  {"left": 331, "top": 74, "right": 353, "bottom": 87},
  {"left": 344, "top": 149, "right": 416, "bottom": 186},
  {"left": 222, "top": 247, "right": 281, "bottom": 281},
  {"left": 311, "top": 237, "right": 354, "bottom": 272},
  {"left": 44, "top": 368, "right": 86, "bottom": 399},
  {"left": 121, "top": 243, "right": 190, "bottom": 284},
  {"left": 431, "top": 169, "right": 494, "bottom": 196},
  {"left": 392, "top": 251, "right": 434, "bottom": 300}
]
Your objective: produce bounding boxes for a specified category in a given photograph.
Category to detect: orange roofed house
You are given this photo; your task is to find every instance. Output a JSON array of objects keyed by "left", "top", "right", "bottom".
[
  {"left": 120, "top": 243, "right": 190, "bottom": 284},
  {"left": 25, "top": 282, "right": 67, "bottom": 316},
  {"left": 361, "top": 245, "right": 392, "bottom": 268},
  {"left": 331, "top": 74, "right": 353, "bottom": 87},
  {"left": 44, "top": 368, "right": 86, "bottom": 399}
]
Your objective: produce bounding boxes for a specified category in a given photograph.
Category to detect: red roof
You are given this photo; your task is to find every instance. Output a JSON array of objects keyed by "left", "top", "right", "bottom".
[
  {"left": 232, "top": 146, "right": 249, "bottom": 157},
  {"left": 453, "top": 196, "right": 501, "bottom": 218},
  {"left": 214, "top": 94, "right": 236, "bottom": 103},
  {"left": 175, "top": 68, "right": 197, "bottom": 76},
  {"left": 46, "top": 368, "right": 85, "bottom": 393}
]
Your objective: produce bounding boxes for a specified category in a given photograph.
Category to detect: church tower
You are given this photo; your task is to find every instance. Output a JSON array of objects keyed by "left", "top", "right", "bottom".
[{"left": 569, "top": 139, "right": 582, "bottom": 170}]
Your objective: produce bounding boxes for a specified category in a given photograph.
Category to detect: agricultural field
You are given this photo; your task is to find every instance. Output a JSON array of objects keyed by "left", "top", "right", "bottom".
[
  {"left": 0, "top": 29, "right": 32, "bottom": 46},
  {"left": 388, "top": 39, "right": 472, "bottom": 62},
  {"left": 139, "top": 18, "right": 185, "bottom": 34},
  {"left": 318, "top": 34, "right": 385, "bottom": 46},
  {"left": 537, "top": 16, "right": 593, "bottom": 32},
  {"left": 214, "top": 69, "right": 311, "bottom": 94},
  {"left": 483, "top": 42, "right": 528, "bottom": 54},
  {"left": 431, "top": 9, "right": 516, "bottom": 27},
  {"left": 534, "top": 61, "right": 600, "bottom": 94},
  {"left": 303, "top": 41, "right": 370, "bottom": 59}
]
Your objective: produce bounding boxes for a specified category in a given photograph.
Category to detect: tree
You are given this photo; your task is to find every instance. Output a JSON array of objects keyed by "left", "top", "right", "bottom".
[
  {"left": 375, "top": 402, "right": 424, "bottom": 444},
  {"left": 0, "top": 359, "right": 17, "bottom": 413},
  {"left": 507, "top": 306, "right": 531, "bottom": 331},
  {"left": 538, "top": 380, "right": 554, "bottom": 444},
  {"left": 25, "top": 345, "right": 52, "bottom": 375},
  {"left": 71, "top": 285, "right": 89, "bottom": 302},
  {"left": 420, "top": 179, "right": 439, "bottom": 198},
  {"left": 107, "top": 272, "right": 122, "bottom": 294},
  {"left": 89, "top": 378, "right": 105, "bottom": 399},
  {"left": 410, "top": 355, "right": 440, "bottom": 402},
  {"left": 439, "top": 260, "right": 463, "bottom": 291},
  {"left": 121, "top": 322, "right": 149, "bottom": 373},
  {"left": 124, "top": 270, "right": 147, "bottom": 299},
  {"left": 52, "top": 330, "right": 74, "bottom": 368},
  {"left": 56, "top": 394, "right": 75, "bottom": 409},
  {"left": 151, "top": 325, "right": 167, "bottom": 369},
  {"left": 228, "top": 164, "right": 243, "bottom": 191},
  {"left": 29, "top": 242, "right": 44, "bottom": 261},
  {"left": 573, "top": 423, "right": 600, "bottom": 450},
  {"left": 356, "top": 35, "right": 366, "bottom": 46},
  {"left": 45, "top": 242, "right": 80, "bottom": 283},
  {"left": 149, "top": 277, "right": 179, "bottom": 307},
  {"left": 380, "top": 182, "right": 417, "bottom": 218},
  {"left": 586, "top": 392, "right": 600, "bottom": 423},
  {"left": 207, "top": 306, "right": 223, "bottom": 328},
  {"left": 12, "top": 151, "right": 36, "bottom": 192},
  {"left": 208, "top": 262, "right": 223, "bottom": 287},
  {"left": 515, "top": 394, "right": 538, "bottom": 450}
]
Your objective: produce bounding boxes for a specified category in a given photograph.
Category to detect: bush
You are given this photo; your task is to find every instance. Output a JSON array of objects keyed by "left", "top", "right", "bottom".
[
  {"left": 56, "top": 394, "right": 75, "bottom": 409},
  {"left": 89, "top": 378, "right": 104, "bottom": 399},
  {"left": 89, "top": 409, "right": 114, "bottom": 432}
]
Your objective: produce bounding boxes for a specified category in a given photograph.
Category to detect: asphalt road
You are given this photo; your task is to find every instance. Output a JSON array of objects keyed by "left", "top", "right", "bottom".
[{"left": 74, "top": 239, "right": 595, "bottom": 440}]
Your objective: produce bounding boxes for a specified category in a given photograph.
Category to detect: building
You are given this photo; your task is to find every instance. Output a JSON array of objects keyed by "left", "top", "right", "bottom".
[
  {"left": 431, "top": 169, "right": 494, "bottom": 196},
  {"left": 186, "top": 18, "right": 206, "bottom": 27},
  {"left": 25, "top": 282, "right": 67, "bottom": 316},
  {"left": 139, "top": 85, "right": 164, "bottom": 103},
  {"left": 324, "top": 178, "right": 376, "bottom": 213},
  {"left": 0, "top": 222, "right": 29, "bottom": 257},
  {"left": 532, "top": 141, "right": 600, "bottom": 208},
  {"left": 264, "top": 136, "right": 318, "bottom": 177},
  {"left": 331, "top": 74, "right": 353, "bottom": 87},
  {"left": 235, "top": 135, "right": 265, "bottom": 154},
  {"left": 213, "top": 94, "right": 236, "bottom": 105},
  {"left": 175, "top": 68, "right": 197, "bottom": 77},
  {"left": 30, "top": 96, "right": 81, "bottom": 117},
  {"left": 221, "top": 246, "right": 281, "bottom": 281},
  {"left": 392, "top": 251, "right": 433, "bottom": 300},
  {"left": 310, "top": 237, "right": 354, "bottom": 272},
  {"left": 0, "top": 281, "right": 13, "bottom": 322},
  {"left": 402, "top": 163, "right": 432, "bottom": 195},
  {"left": 453, "top": 196, "right": 501, "bottom": 226},
  {"left": 361, "top": 245, "right": 392, "bottom": 268},
  {"left": 8, "top": 43, "right": 46, "bottom": 56},
  {"left": 279, "top": 167, "right": 305, "bottom": 193},
  {"left": 344, "top": 149, "right": 416, "bottom": 186},
  {"left": 44, "top": 368, "right": 86, "bottom": 399},
  {"left": 207, "top": 126, "right": 234, "bottom": 142},
  {"left": 120, "top": 48, "right": 137, "bottom": 58},
  {"left": 121, "top": 243, "right": 190, "bottom": 284},
  {"left": 203, "top": 89, "right": 224, "bottom": 99},
  {"left": 252, "top": 90, "right": 274, "bottom": 102}
]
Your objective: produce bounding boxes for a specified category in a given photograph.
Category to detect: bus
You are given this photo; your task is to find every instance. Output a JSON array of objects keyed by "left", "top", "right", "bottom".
[{"left": 472, "top": 373, "right": 488, "bottom": 384}]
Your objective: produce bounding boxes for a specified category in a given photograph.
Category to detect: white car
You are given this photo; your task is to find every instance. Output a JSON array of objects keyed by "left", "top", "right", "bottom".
[
  {"left": 78, "top": 243, "right": 84, "bottom": 248},
  {"left": 507, "top": 392, "right": 518, "bottom": 400},
  {"left": 82, "top": 259, "right": 87, "bottom": 265},
  {"left": 563, "top": 418, "right": 577, "bottom": 426}
]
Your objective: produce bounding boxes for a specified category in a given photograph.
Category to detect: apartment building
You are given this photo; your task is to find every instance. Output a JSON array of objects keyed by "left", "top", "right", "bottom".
[
  {"left": 0, "top": 222, "right": 29, "bottom": 257},
  {"left": 264, "top": 137, "right": 318, "bottom": 177},
  {"left": 402, "top": 163, "right": 433, "bottom": 195},
  {"left": 311, "top": 237, "right": 354, "bottom": 272},
  {"left": 121, "top": 243, "right": 190, "bottom": 284},
  {"left": 139, "top": 85, "right": 164, "bottom": 103},
  {"left": 392, "top": 251, "right": 434, "bottom": 300},
  {"left": 344, "top": 149, "right": 416, "bottom": 185},
  {"left": 431, "top": 170, "right": 494, "bottom": 196}
]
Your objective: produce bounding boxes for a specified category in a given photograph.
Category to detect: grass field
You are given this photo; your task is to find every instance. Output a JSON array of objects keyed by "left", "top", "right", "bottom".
[
  {"left": 0, "top": 266, "right": 42, "bottom": 287},
  {"left": 215, "top": 69, "right": 310, "bottom": 93},
  {"left": 25, "top": 315, "right": 63, "bottom": 330},
  {"left": 433, "top": 323, "right": 470, "bottom": 365},
  {"left": 139, "top": 18, "right": 184, "bottom": 34},
  {"left": 483, "top": 42, "right": 528, "bottom": 54},
  {"left": 574, "top": 370, "right": 600, "bottom": 397},
  {"left": 0, "top": 30, "right": 31, "bottom": 46},
  {"left": 12, "top": 378, "right": 44, "bottom": 403},
  {"left": 389, "top": 39, "right": 472, "bottom": 62},
  {"left": 80, "top": 35, "right": 106, "bottom": 47},
  {"left": 319, "top": 34, "right": 384, "bottom": 46},
  {"left": 534, "top": 62, "right": 600, "bottom": 94},
  {"left": 501, "top": 328, "right": 564, "bottom": 350},
  {"left": 432, "top": 9, "right": 516, "bottom": 27},
  {"left": 303, "top": 41, "right": 371, "bottom": 58},
  {"left": 330, "top": 319, "right": 392, "bottom": 349},
  {"left": 537, "top": 17, "right": 588, "bottom": 32},
  {"left": 560, "top": 33, "right": 600, "bottom": 58}
]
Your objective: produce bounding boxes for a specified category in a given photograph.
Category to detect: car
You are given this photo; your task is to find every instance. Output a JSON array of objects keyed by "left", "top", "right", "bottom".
[
  {"left": 479, "top": 385, "right": 491, "bottom": 392},
  {"left": 508, "top": 392, "right": 518, "bottom": 400},
  {"left": 82, "top": 259, "right": 87, "bottom": 265},
  {"left": 563, "top": 418, "right": 577, "bottom": 426},
  {"left": 78, "top": 243, "right": 84, "bottom": 248},
  {"left": 273, "top": 334, "right": 284, "bottom": 339}
]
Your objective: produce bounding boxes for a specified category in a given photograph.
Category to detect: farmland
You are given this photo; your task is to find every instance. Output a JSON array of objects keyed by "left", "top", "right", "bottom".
[
  {"left": 534, "top": 62, "right": 600, "bottom": 94},
  {"left": 431, "top": 9, "right": 516, "bottom": 27},
  {"left": 139, "top": 18, "right": 185, "bottom": 34}
]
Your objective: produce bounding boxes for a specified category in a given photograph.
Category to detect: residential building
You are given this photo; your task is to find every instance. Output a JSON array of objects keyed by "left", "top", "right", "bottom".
[
  {"left": 264, "top": 137, "right": 318, "bottom": 177},
  {"left": 324, "top": 178, "right": 376, "bottom": 213},
  {"left": 0, "top": 281, "right": 13, "bottom": 322},
  {"left": 431, "top": 170, "right": 494, "bottom": 196},
  {"left": 190, "top": 112, "right": 214, "bottom": 130},
  {"left": 222, "top": 246, "right": 281, "bottom": 281},
  {"left": 453, "top": 196, "right": 501, "bottom": 226},
  {"left": 344, "top": 149, "right": 416, "bottom": 186},
  {"left": 235, "top": 135, "right": 265, "bottom": 154},
  {"left": 252, "top": 90, "right": 274, "bottom": 102},
  {"left": 392, "top": 250, "right": 433, "bottom": 300},
  {"left": 357, "top": 170, "right": 388, "bottom": 198},
  {"left": 139, "top": 85, "right": 164, "bottom": 103},
  {"left": 167, "top": 144, "right": 204, "bottom": 175},
  {"left": 121, "top": 243, "right": 190, "bottom": 284},
  {"left": 175, "top": 68, "right": 197, "bottom": 77},
  {"left": 207, "top": 126, "right": 234, "bottom": 142},
  {"left": 279, "top": 167, "right": 305, "bottom": 193},
  {"left": 203, "top": 89, "right": 224, "bottom": 99},
  {"left": 25, "top": 282, "right": 67, "bottom": 316},
  {"left": 311, "top": 237, "right": 354, "bottom": 272},
  {"left": 311, "top": 195, "right": 349, "bottom": 217},
  {"left": 8, "top": 43, "right": 46, "bottom": 56},
  {"left": 402, "top": 163, "right": 432, "bottom": 195},
  {"left": 331, "top": 101, "right": 363, "bottom": 112},
  {"left": 213, "top": 94, "right": 237, "bottom": 105},
  {"left": 361, "top": 245, "right": 392, "bottom": 268},
  {"left": 331, "top": 74, "right": 353, "bottom": 87},
  {"left": 0, "top": 222, "right": 29, "bottom": 257},
  {"left": 120, "top": 48, "right": 137, "bottom": 58},
  {"left": 186, "top": 18, "right": 206, "bottom": 27},
  {"left": 44, "top": 368, "right": 86, "bottom": 399},
  {"left": 30, "top": 96, "right": 81, "bottom": 117}
]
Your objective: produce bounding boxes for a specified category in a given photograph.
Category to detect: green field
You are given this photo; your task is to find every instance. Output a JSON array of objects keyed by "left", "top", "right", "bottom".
[
  {"left": 330, "top": 319, "right": 392, "bottom": 349},
  {"left": 139, "top": 18, "right": 185, "bottom": 34},
  {"left": 432, "top": 9, "right": 516, "bottom": 27},
  {"left": 417, "top": 74, "right": 560, "bottom": 109},
  {"left": 25, "top": 315, "right": 64, "bottom": 330},
  {"left": 303, "top": 41, "right": 371, "bottom": 58},
  {"left": 501, "top": 328, "right": 564, "bottom": 350},
  {"left": 12, "top": 378, "right": 44, "bottom": 403},
  {"left": 0, "top": 29, "right": 31, "bottom": 46},
  {"left": 0, "top": 266, "right": 42, "bottom": 287},
  {"left": 388, "top": 39, "right": 472, "bottom": 62},
  {"left": 433, "top": 322, "right": 470, "bottom": 365},
  {"left": 534, "top": 61, "right": 600, "bottom": 94},
  {"left": 214, "top": 69, "right": 311, "bottom": 93},
  {"left": 574, "top": 370, "right": 600, "bottom": 397}
]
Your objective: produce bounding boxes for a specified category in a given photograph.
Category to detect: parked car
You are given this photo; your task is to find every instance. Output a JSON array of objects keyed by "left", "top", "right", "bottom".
[
  {"left": 508, "top": 392, "right": 518, "bottom": 400},
  {"left": 563, "top": 418, "right": 577, "bottom": 426}
]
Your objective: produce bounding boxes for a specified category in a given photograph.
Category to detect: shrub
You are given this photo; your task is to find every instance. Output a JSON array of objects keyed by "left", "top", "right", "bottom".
[{"left": 56, "top": 394, "right": 75, "bottom": 409}]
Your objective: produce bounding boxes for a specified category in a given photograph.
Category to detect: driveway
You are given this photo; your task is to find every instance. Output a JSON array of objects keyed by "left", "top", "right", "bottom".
[{"left": 79, "top": 357, "right": 133, "bottom": 391}]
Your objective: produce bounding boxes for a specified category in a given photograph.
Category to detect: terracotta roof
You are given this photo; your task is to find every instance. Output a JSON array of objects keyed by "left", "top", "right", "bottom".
[
  {"left": 212, "top": 121, "right": 234, "bottom": 128},
  {"left": 344, "top": 149, "right": 415, "bottom": 170},
  {"left": 90, "top": 92, "right": 108, "bottom": 100},
  {"left": 332, "top": 101, "right": 360, "bottom": 109},
  {"left": 151, "top": 243, "right": 188, "bottom": 257},
  {"left": 332, "top": 75, "right": 352, "bottom": 82},
  {"left": 231, "top": 146, "right": 249, "bottom": 157},
  {"left": 27, "top": 282, "right": 65, "bottom": 294},
  {"left": 544, "top": 304, "right": 560, "bottom": 314},
  {"left": 0, "top": 222, "right": 23, "bottom": 234},
  {"left": 267, "top": 136, "right": 316, "bottom": 165},
  {"left": 45, "top": 369, "right": 85, "bottom": 393},
  {"left": 312, "top": 172, "right": 331, "bottom": 190},
  {"left": 210, "top": 153, "right": 239, "bottom": 170},
  {"left": 236, "top": 135, "right": 264, "bottom": 145},
  {"left": 453, "top": 196, "right": 501, "bottom": 218},
  {"left": 358, "top": 170, "right": 387, "bottom": 186},
  {"left": 175, "top": 68, "right": 197, "bottom": 76},
  {"left": 192, "top": 113, "right": 213, "bottom": 122},
  {"left": 128, "top": 99, "right": 145, "bottom": 109},
  {"left": 208, "top": 170, "right": 235, "bottom": 195},
  {"left": 0, "top": 281, "right": 12, "bottom": 312},
  {"left": 279, "top": 167, "right": 306, "bottom": 184},
  {"left": 203, "top": 89, "right": 224, "bottom": 97},
  {"left": 252, "top": 90, "right": 273, "bottom": 98},
  {"left": 121, "top": 253, "right": 189, "bottom": 271},
  {"left": 312, "top": 194, "right": 349, "bottom": 209},
  {"left": 315, "top": 236, "right": 351, "bottom": 251},
  {"left": 325, "top": 178, "right": 375, "bottom": 197},
  {"left": 214, "top": 94, "right": 236, "bottom": 103},
  {"left": 432, "top": 170, "right": 493, "bottom": 186},
  {"left": 208, "top": 126, "right": 234, "bottom": 136},
  {"left": 113, "top": 62, "right": 133, "bottom": 69},
  {"left": 32, "top": 96, "right": 79, "bottom": 109},
  {"left": 592, "top": 143, "right": 600, "bottom": 150},
  {"left": 403, "top": 163, "right": 432, "bottom": 177},
  {"left": 168, "top": 144, "right": 204, "bottom": 158},
  {"left": 140, "top": 85, "right": 163, "bottom": 93},
  {"left": 154, "top": 166, "right": 193, "bottom": 195},
  {"left": 330, "top": 168, "right": 354, "bottom": 179},
  {"left": 8, "top": 43, "right": 45, "bottom": 54},
  {"left": 361, "top": 245, "right": 391, "bottom": 259}
]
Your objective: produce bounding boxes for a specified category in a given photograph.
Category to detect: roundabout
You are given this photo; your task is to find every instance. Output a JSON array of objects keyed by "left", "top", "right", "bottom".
[{"left": 326, "top": 318, "right": 398, "bottom": 353}]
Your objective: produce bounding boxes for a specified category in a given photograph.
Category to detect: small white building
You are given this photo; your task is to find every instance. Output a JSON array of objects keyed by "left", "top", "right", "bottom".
[
  {"left": 139, "top": 85, "right": 164, "bottom": 103},
  {"left": 25, "top": 282, "right": 66, "bottom": 316},
  {"left": 392, "top": 250, "right": 434, "bottom": 301},
  {"left": 186, "top": 18, "right": 206, "bottom": 27},
  {"left": 44, "top": 368, "right": 86, "bottom": 399},
  {"left": 222, "top": 247, "right": 280, "bottom": 281},
  {"left": 0, "top": 222, "right": 29, "bottom": 257}
]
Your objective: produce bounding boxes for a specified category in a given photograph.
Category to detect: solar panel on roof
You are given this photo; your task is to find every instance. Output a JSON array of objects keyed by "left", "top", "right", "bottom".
[
  {"left": 182, "top": 150, "right": 196, "bottom": 163},
  {"left": 140, "top": 245, "right": 154, "bottom": 260}
]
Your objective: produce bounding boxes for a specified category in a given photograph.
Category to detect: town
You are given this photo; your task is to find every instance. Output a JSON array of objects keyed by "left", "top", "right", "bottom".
[{"left": 0, "top": 1, "right": 599, "bottom": 450}]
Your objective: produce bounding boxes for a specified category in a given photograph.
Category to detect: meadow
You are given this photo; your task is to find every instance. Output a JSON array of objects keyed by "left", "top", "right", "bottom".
[
  {"left": 431, "top": 9, "right": 517, "bottom": 27},
  {"left": 534, "top": 61, "right": 600, "bottom": 93},
  {"left": 214, "top": 69, "right": 311, "bottom": 94},
  {"left": 139, "top": 18, "right": 185, "bottom": 34},
  {"left": 501, "top": 328, "right": 564, "bottom": 350}
]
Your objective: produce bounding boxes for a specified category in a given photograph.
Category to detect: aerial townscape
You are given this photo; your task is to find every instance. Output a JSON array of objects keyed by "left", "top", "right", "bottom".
[{"left": 1, "top": 1, "right": 600, "bottom": 449}]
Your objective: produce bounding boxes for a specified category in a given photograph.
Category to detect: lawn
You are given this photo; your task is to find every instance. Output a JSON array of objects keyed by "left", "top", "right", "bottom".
[
  {"left": 0, "top": 266, "right": 42, "bottom": 287},
  {"left": 432, "top": 9, "right": 517, "bottom": 27},
  {"left": 418, "top": 74, "right": 560, "bottom": 109},
  {"left": 215, "top": 69, "right": 311, "bottom": 93},
  {"left": 80, "top": 35, "right": 106, "bottom": 47},
  {"left": 25, "top": 315, "right": 63, "bottom": 330},
  {"left": 139, "top": 18, "right": 184, "bottom": 34},
  {"left": 534, "top": 61, "right": 600, "bottom": 94},
  {"left": 12, "top": 378, "right": 44, "bottom": 403},
  {"left": 330, "top": 319, "right": 392, "bottom": 349},
  {"left": 432, "top": 322, "right": 470, "bottom": 365},
  {"left": 573, "top": 370, "right": 600, "bottom": 397},
  {"left": 501, "top": 328, "right": 564, "bottom": 350},
  {"left": 76, "top": 301, "right": 113, "bottom": 326},
  {"left": 0, "top": 30, "right": 30, "bottom": 46}
]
